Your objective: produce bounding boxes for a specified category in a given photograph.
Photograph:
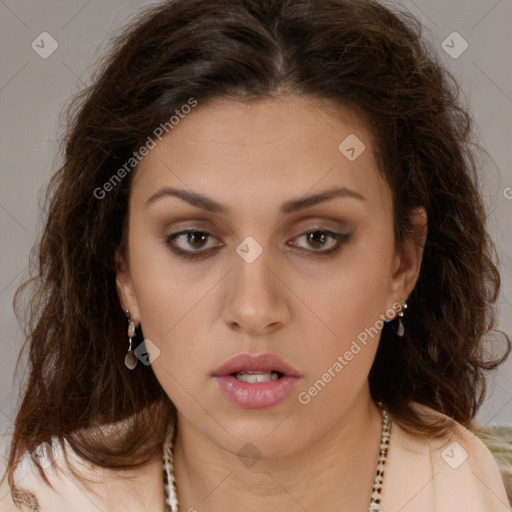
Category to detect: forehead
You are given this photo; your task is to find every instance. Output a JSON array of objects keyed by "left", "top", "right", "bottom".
[{"left": 130, "top": 95, "right": 389, "bottom": 214}]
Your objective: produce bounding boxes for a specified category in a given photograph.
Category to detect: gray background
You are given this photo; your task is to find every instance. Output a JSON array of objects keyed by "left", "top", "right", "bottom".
[{"left": 1, "top": 0, "right": 511, "bottom": 465}]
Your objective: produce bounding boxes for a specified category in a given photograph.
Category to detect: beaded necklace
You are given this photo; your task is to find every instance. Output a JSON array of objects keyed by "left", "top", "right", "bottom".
[{"left": 162, "top": 403, "right": 391, "bottom": 512}]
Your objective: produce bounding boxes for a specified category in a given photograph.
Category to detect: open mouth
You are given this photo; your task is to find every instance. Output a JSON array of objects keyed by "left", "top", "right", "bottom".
[
  {"left": 214, "top": 356, "right": 301, "bottom": 409},
  {"left": 231, "top": 370, "right": 285, "bottom": 383}
]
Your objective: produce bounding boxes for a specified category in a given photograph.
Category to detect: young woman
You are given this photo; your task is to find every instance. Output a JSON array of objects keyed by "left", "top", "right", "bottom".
[{"left": 2, "top": 0, "right": 511, "bottom": 511}]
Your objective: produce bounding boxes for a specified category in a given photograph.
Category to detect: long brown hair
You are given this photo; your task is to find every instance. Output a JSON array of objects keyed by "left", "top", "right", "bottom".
[{"left": 4, "top": 0, "right": 510, "bottom": 494}]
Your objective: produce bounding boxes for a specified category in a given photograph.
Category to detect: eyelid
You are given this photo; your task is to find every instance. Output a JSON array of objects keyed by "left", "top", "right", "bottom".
[
  {"left": 290, "top": 228, "right": 350, "bottom": 253},
  {"left": 165, "top": 229, "right": 223, "bottom": 251},
  {"left": 164, "top": 225, "right": 351, "bottom": 260}
]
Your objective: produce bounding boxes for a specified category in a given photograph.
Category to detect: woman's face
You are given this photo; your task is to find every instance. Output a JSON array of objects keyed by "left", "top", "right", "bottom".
[{"left": 116, "top": 95, "right": 425, "bottom": 457}]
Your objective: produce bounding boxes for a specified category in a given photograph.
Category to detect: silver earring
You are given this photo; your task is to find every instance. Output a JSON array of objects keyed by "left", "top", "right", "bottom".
[
  {"left": 385, "top": 299, "right": 407, "bottom": 337},
  {"left": 124, "top": 310, "right": 138, "bottom": 370}
]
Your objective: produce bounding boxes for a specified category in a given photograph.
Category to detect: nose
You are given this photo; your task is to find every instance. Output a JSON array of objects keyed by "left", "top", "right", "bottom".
[{"left": 222, "top": 244, "right": 290, "bottom": 335}]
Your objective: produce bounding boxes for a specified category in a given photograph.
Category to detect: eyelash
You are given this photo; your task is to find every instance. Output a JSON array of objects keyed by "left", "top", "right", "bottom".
[{"left": 164, "top": 228, "right": 351, "bottom": 260}]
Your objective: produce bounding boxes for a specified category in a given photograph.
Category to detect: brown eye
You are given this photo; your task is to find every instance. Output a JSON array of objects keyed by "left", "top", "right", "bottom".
[
  {"left": 183, "top": 231, "right": 209, "bottom": 249},
  {"left": 290, "top": 229, "right": 350, "bottom": 255},
  {"left": 306, "top": 230, "right": 331, "bottom": 249},
  {"left": 165, "top": 229, "right": 219, "bottom": 258}
]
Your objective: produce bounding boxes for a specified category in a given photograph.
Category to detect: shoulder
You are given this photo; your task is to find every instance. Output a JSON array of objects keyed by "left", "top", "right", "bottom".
[
  {"left": 471, "top": 423, "right": 512, "bottom": 502},
  {"left": 382, "top": 401, "right": 511, "bottom": 512},
  {"left": 0, "top": 437, "right": 165, "bottom": 512}
]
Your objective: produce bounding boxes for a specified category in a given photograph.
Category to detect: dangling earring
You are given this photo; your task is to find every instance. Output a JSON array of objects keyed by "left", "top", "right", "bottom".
[
  {"left": 125, "top": 310, "right": 138, "bottom": 370},
  {"left": 385, "top": 299, "right": 407, "bottom": 337}
]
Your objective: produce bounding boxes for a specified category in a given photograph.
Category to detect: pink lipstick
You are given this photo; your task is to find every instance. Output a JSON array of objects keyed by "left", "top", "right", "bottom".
[{"left": 212, "top": 352, "right": 302, "bottom": 409}]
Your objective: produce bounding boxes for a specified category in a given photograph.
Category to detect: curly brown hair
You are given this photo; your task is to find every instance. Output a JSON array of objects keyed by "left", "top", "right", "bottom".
[{"left": 4, "top": 0, "right": 510, "bottom": 494}]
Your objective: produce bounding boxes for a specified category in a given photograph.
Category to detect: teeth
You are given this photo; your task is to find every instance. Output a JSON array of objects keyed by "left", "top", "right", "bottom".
[{"left": 234, "top": 371, "right": 279, "bottom": 383}]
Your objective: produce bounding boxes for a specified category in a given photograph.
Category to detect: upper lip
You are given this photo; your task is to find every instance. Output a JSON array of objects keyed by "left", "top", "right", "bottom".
[{"left": 212, "top": 352, "right": 302, "bottom": 377}]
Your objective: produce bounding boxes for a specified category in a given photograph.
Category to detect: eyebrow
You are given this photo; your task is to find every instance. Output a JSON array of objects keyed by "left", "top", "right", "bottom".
[{"left": 144, "top": 185, "right": 365, "bottom": 214}]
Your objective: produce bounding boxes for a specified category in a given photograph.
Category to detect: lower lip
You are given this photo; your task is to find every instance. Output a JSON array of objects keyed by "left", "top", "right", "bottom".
[{"left": 213, "top": 374, "right": 301, "bottom": 409}]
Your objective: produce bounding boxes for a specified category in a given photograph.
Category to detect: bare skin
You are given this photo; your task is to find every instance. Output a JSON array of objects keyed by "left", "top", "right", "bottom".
[{"left": 116, "top": 94, "right": 427, "bottom": 511}]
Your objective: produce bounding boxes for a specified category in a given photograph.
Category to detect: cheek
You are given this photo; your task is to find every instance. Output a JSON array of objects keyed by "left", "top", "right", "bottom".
[
  {"left": 125, "top": 230, "right": 196, "bottom": 373},
  {"left": 296, "top": 226, "right": 394, "bottom": 381},
  {"left": 128, "top": 217, "right": 195, "bottom": 326},
  {"left": 311, "top": 225, "right": 394, "bottom": 329},
  {"left": 295, "top": 280, "right": 386, "bottom": 412}
]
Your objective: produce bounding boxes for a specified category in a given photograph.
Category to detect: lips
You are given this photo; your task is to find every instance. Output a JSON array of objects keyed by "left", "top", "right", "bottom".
[
  {"left": 212, "top": 352, "right": 302, "bottom": 378},
  {"left": 212, "top": 352, "right": 302, "bottom": 409}
]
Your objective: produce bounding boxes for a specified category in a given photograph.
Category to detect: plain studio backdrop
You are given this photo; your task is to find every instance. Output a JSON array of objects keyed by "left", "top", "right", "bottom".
[{"left": 0, "top": 0, "right": 511, "bottom": 470}]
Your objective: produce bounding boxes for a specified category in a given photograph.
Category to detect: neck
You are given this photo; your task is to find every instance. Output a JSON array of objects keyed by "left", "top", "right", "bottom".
[{"left": 171, "top": 389, "right": 384, "bottom": 511}]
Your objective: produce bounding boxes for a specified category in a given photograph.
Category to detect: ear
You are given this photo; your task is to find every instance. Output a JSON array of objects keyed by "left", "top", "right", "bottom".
[
  {"left": 387, "top": 207, "right": 428, "bottom": 312},
  {"left": 114, "top": 249, "right": 141, "bottom": 323}
]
